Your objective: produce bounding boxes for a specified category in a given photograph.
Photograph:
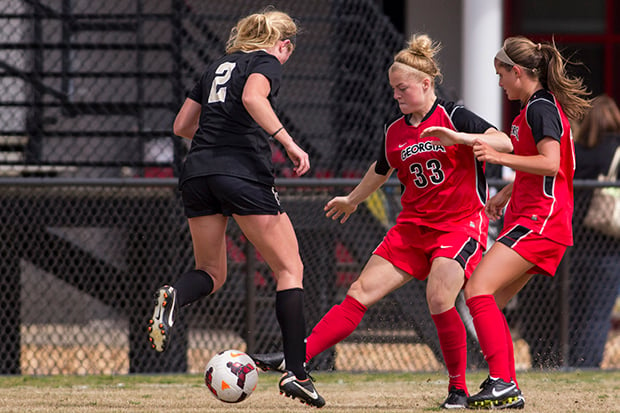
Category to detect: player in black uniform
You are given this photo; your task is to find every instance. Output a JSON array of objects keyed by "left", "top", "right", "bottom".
[{"left": 147, "top": 8, "right": 324, "bottom": 408}]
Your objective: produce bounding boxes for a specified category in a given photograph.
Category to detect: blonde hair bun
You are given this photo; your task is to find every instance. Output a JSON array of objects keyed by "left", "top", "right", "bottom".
[{"left": 226, "top": 8, "right": 297, "bottom": 54}]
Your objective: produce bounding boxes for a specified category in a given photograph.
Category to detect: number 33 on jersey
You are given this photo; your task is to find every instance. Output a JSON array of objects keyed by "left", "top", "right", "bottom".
[{"left": 382, "top": 99, "right": 490, "bottom": 243}]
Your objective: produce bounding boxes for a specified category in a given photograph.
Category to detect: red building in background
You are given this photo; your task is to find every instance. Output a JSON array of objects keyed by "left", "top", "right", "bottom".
[{"left": 503, "top": 0, "right": 619, "bottom": 130}]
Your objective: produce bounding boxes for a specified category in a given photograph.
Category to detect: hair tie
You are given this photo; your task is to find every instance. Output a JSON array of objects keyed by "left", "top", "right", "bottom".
[
  {"left": 537, "top": 43, "right": 541, "bottom": 51},
  {"left": 270, "top": 126, "right": 284, "bottom": 138}
]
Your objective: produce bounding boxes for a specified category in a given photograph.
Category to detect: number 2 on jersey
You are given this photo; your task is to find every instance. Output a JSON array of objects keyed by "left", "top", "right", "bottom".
[{"left": 208, "top": 62, "right": 236, "bottom": 103}]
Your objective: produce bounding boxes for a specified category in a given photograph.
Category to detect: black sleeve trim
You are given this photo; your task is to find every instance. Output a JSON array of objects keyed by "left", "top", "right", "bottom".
[
  {"left": 374, "top": 127, "right": 390, "bottom": 175},
  {"left": 187, "top": 77, "right": 203, "bottom": 103},
  {"left": 526, "top": 99, "right": 563, "bottom": 144},
  {"left": 449, "top": 104, "right": 496, "bottom": 133}
]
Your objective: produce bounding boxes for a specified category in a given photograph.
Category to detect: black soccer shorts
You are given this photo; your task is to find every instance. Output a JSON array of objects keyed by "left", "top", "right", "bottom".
[{"left": 181, "top": 175, "right": 283, "bottom": 218}]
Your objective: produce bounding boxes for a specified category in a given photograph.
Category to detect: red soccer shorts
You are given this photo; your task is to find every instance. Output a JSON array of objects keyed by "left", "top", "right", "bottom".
[
  {"left": 373, "top": 222, "right": 483, "bottom": 281},
  {"left": 497, "top": 224, "right": 567, "bottom": 276}
]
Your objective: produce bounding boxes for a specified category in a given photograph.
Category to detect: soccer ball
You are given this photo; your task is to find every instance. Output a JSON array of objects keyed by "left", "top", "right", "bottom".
[{"left": 204, "top": 349, "right": 259, "bottom": 403}]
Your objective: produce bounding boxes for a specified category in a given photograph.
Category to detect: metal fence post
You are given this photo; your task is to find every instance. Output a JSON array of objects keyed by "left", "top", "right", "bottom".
[
  {"left": 559, "top": 247, "right": 571, "bottom": 368},
  {"left": 245, "top": 241, "right": 257, "bottom": 353}
]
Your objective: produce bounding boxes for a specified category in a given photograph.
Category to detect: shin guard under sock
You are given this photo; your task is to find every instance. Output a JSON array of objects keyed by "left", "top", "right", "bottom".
[
  {"left": 173, "top": 269, "right": 215, "bottom": 308},
  {"left": 276, "top": 288, "right": 307, "bottom": 380},
  {"left": 305, "top": 295, "right": 367, "bottom": 362},
  {"left": 502, "top": 315, "right": 519, "bottom": 388},
  {"left": 432, "top": 307, "right": 468, "bottom": 394},
  {"left": 466, "top": 294, "right": 511, "bottom": 382}
]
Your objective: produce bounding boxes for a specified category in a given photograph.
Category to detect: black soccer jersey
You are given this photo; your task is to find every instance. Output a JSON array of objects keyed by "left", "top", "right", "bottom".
[{"left": 179, "top": 50, "right": 283, "bottom": 187}]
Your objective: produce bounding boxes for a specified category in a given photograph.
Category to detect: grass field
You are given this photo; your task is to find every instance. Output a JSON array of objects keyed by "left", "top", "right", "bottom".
[{"left": 0, "top": 370, "right": 618, "bottom": 412}]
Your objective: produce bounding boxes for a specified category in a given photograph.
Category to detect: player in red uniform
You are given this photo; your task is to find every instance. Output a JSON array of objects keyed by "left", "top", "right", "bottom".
[
  {"left": 460, "top": 36, "right": 591, "bottom": 409},
  {"left": 252, "top": 33, "right": 512, "bottom": 410}
]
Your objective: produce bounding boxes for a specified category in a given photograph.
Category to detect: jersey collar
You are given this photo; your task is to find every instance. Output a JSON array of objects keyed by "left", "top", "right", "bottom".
[{"left": 404, "top": 98, "right": 439, "bottom": 126}]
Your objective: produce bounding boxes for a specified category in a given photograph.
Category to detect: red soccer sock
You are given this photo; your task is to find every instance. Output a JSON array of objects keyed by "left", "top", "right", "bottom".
[
  {"left": 466, "top": 295, "right": 511, "bottom": 382},
  {"left": 305, "top": 295, "right": 367, "bottom": 362},
  {"left": 431, "top": 307, "right": 468, "bottom": 394},
  {"left": 502, "top": 315, "right": 519, "bottom": 388}
]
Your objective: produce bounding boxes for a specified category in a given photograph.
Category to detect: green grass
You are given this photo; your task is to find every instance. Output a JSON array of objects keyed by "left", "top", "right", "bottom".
[{"left": 0, "top": 370, "right": 618, "bottom": 412}]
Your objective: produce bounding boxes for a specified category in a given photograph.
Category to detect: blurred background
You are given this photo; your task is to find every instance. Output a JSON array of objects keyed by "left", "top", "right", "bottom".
[{"left": 0, "top": 0, "right": 618, "bottom": 375}]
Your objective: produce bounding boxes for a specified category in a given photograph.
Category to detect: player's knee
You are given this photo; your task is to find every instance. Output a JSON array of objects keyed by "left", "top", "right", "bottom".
[
  {"left": 296, "top": 259, "right": 304, "bottom": 276},
  {"left": 282, "top": 256, "right": 304, "bottom": 277},
  {"left": 347, "top": 280, "right": 372, "bottom": 304},
  {"left": 283, "top": 262, "right": 304, "bottom": 284},
  {"left": 463, "top": 280, "right": 481, "bottom": 301},
  {"left": 346, "top": 280, "right": 378, "bottom": 308},
  {"left": 347, "top": 280, "right": 363, "bottom": 297},
  {"left": 426, "top": 290, "right": 454, "bottom": 314},
  {"left": 273, "top": 265, "right": 304, "bottom": 289}
]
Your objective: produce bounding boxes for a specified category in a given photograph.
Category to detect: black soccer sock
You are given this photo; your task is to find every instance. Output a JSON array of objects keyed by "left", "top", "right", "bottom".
[
  {"left": 173, "top": 269, "right": 215, "bottom": 308},
  {"left": 276, "top": 288, "right": 307, "bottom": 380}
]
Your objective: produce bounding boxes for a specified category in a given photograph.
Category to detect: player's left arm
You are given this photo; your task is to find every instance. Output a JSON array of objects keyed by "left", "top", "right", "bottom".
[
  {"left": 420, "top": 104, "right": 512, "bottom": 152},
  {"left": 243, "top": 72, "right": 310, "bottom": 176},
  {"left": 468, "top": 128, "right": 513, "bottom": 152},
  {"left": 242, "top": 73, "right": 284, "bottom": 136},
  {"left": 422, "top": 126, "right": 512, "bottom": 152}
]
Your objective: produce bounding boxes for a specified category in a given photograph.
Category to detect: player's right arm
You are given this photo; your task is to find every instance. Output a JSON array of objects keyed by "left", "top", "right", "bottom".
[
  {"left": 173, "top": 98, "right": 201, "bottom": 139},
  {"left": 325, "top": 161, "right": 393, "bottom": 224},
  {"left": 421, "top": 126, "right": 513, "bottom": 152}
]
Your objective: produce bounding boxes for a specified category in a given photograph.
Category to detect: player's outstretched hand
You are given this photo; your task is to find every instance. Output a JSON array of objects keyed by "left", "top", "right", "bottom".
[
  {"left": 420, "top": 126, "right": 469, "bottom": 146},
  {"left": 325, "top": 196, "right": 357, "bottom": 224}
]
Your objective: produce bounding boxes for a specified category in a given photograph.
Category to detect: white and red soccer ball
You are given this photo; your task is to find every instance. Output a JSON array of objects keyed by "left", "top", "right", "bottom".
[{"left": 204, "top": 349, "right": 259, "bottom": 403}]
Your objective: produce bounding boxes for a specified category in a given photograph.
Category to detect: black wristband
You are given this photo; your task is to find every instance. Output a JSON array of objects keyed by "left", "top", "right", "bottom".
[{"left": 270, "top": 127, "right": 284, "bottom": 138}]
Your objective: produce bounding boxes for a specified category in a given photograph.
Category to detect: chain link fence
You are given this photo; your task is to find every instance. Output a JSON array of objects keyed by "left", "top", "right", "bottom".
[
  {"left": 0, "top": 0, "right": 402, "bottom": 179},
  {"left": 1, "top": 0, "right": 619, "bottom": 376}
]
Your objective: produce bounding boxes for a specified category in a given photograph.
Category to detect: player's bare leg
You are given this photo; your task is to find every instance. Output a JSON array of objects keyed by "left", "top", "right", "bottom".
[
  {"left": 236, "top": 212, "right": 324, "bottom": 408},
  {"left": 148, "top": 214, "right": 227, "bottom": 352}
]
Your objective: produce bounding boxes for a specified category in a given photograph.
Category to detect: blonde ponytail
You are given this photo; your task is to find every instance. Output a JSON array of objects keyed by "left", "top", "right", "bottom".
[{"left": 226, "top": 8, "right": 297, "bottom": 54}]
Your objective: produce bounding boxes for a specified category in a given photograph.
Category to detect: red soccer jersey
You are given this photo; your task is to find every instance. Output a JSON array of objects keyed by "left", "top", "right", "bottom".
[
  {"left": 382, "top": 99, "right": 490, "bottom": 247},
  {"left": 504, "top": 89, "right": 575, "bottom": 246}
]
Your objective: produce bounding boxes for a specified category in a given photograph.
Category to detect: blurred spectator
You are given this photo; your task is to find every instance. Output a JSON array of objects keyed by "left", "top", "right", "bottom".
[{"left": 571, "top": 94, "right": 620, "bottom": 367}]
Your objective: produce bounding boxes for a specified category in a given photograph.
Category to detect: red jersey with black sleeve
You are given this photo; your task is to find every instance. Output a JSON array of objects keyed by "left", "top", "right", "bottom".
[
  {"left": 375, "top": 99, "right": 492, "bottom": 247},
  {"left": 504, "top": 89, "right": 575, "bottom": 246}
]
